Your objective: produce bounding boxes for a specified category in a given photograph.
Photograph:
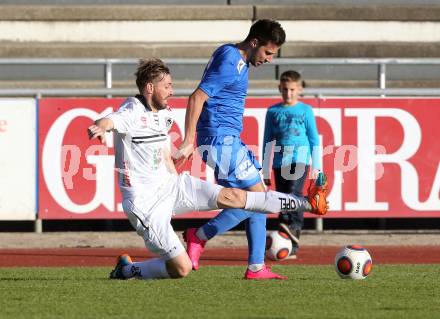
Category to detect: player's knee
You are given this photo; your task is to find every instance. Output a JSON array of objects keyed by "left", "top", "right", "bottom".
[
  {"left": 218, "top": 188, "right": 246, "bottom": 208},
  {"left": 180, "top": 264, "right": 192, "bottom": 278},
  {"left": 229, "top": 188, "right": 246, "bottom": 205},
  {"left": 169, "top": 260, "right": 192, "bottom": 278},
  {"left": 173, "top": 263, "right": 192, "bottom": 278}
]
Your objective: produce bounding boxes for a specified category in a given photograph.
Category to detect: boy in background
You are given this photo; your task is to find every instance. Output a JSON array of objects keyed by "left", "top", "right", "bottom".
[{"left": 263, "top": 70, "right": 321, "bottom": 258}]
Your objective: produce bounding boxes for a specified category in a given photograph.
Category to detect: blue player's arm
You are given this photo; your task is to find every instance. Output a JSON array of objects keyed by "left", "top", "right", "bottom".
[
  {"left": 262, "top": 109, "right": 275, "bottom": 184},
  {"left": 176, "top": 45, "right": 238, "bottom": 162},
  {"left": 305, "top": 107, "right": 322, "bottom": 173},
  {"left": 176, "top": 88, "right": 210, "bottom": 162}
]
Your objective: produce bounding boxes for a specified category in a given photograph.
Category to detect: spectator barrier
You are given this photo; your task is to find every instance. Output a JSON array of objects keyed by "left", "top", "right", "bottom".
[{"left": 1, "top": 97, "right": 440, "bottom": 221}]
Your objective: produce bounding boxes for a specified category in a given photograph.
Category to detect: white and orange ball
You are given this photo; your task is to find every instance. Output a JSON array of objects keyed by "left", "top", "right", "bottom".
[
  {"left": 335, "top": 245, "right": 373, "bottom": 280},
  {"left": 265, "top": 231, "right": 292, "bottom": 261}
]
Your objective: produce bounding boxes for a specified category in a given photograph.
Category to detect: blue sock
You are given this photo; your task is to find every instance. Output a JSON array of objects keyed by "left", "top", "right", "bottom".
[
  {"left": 245, "top": 213, "right": 267, "bottom": 265},
  {"left": 201, "top": 208, "right": 267, "bottom": 265},
  {"left": 202, "top": 208, "right": 251, "bottom": 239}
]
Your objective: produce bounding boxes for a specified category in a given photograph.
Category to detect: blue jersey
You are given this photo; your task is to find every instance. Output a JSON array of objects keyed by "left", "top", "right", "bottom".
[
  {"left": 262, "top": 101, "right": 321, "bottom": 170},
  {"left": 197, "top": 44, "right": 249, "bottom": 136}
]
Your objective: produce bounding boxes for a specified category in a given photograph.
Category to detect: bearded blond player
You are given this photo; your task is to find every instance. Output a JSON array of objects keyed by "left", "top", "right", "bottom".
[{"left": 88, "top": 58, "right": 328, "bottom": 281}]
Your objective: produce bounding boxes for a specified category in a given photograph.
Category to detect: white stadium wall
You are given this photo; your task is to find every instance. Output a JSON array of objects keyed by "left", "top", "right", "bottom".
[
  {"left": 0, "top": 21, "right": 251, "bottom": 43},
  {"left": 0, "top": 99, "right": 36, "bottom": 220},
  {"left": 1, "top": 21, "right": 440, "bottom": 43}
]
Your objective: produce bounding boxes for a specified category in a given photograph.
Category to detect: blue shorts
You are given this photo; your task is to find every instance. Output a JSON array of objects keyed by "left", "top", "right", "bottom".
[{"left": 197, "top": 135, "right": 262, "bottom": 189}]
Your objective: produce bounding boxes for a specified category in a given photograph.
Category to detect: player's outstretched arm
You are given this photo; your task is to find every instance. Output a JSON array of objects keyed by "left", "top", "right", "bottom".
[{"left": 87, "top": 118, "right": 114, "bottom": 144}]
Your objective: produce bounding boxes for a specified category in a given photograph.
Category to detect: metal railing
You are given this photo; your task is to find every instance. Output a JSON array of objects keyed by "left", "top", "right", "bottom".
[{"left": 1, "top": 58, "right": 440, "bottom": 97}]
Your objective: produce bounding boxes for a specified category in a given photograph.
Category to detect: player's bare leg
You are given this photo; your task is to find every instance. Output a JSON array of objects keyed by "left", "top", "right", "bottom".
[
  {"left": 184, "top": 173, "right": 329, "bottom": 276},
  {"left": 184, "top": 188, "right": 252, "bottom": 271},
  {"left": 215, "top": 172, "right": 329, "bottom": 215},
  {"left": 185, "top": 182, "right": 290, "bottom": 279},
  {"left": 166, "top": 253, "right": 192, "bottom": 278},
  {"left": 216, "top": 188, "right": 247, "bottom": 208},
  {"left": 110, "top": 252, "right": 192, "bottom": 280}
]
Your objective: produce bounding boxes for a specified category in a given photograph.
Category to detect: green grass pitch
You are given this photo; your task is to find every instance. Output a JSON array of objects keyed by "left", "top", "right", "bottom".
[{"left": 1, "top": 265, "right": 439, "bottom": 319}]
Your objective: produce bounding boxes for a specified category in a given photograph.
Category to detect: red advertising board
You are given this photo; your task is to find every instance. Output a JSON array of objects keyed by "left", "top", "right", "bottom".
[
  {"left": 38, "top": 97, "right": 440, "bottom": 219},
  {"left": 38, "top": 97, "right": 214, "bottom": 219},
  {"left": 315, "top": 98, "right": 440, "bottom": 218}
]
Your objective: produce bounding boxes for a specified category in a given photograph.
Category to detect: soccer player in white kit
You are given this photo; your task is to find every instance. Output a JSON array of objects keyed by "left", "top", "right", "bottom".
[{"left": 88, "top": 58, "right": 328, "bottom": 280}]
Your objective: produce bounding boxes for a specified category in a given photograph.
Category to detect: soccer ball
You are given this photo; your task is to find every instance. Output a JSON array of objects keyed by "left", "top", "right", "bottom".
[
  {"left": 334, "top": 245, "right": 373, "bottom": 280},
  {"left": 265, "top": 231, "right": 292, "bottom": 261}
]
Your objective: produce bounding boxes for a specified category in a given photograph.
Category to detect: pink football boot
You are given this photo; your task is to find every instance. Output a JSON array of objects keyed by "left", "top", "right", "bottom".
[
  {"left": 244, "top": 265, "right": 288, "bottom": 280},
  {"left": 183, "top": 228, "right": 206, "bottom": 270}
]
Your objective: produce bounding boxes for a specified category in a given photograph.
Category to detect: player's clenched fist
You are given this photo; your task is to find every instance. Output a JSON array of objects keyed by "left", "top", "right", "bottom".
[
  {"left": 87, "top": 118, "right": 114, "bottom": 144},
  {"left": 87, "top": 124, "right": 107, "bottom": 143}
]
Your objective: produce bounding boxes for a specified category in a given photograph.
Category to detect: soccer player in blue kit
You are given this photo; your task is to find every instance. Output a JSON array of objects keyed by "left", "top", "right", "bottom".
[
  {"left": 176, "top": 20, "right": 327, "bottom": 279},
  {"left": 89, "top": 58, "right": 327, "bottom": 281}
]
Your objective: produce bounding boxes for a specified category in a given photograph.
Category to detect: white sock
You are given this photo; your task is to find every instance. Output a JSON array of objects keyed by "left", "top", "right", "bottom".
[
  {"left": 122, "top": 263, "right": 134, "bottom": 278},
  {"left": 196, "top": 227, "right": 209, "bottom": 241},
  {"left": 245, "top": 191, "right": 311, "bottom": 213},
  {"left": 248, "top": 264, "right": 264, "bottom": 272},
  {"left": 123, "top": 258, "right": 170, "bottom": 280}
]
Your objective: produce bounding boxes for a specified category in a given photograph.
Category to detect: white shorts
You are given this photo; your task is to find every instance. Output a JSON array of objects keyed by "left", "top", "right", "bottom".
[{"left": 122, "top": 173, "right": 223, "bottom": 260}]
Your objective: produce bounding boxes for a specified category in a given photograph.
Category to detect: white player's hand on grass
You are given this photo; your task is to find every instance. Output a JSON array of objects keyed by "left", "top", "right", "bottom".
[{"left": 87, "top": 124, "right": 106, "bottom": 144}]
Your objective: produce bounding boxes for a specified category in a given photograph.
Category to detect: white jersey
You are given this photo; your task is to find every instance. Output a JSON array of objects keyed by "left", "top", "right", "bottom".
[{"left": 106, "top": 96, "right": 174, "bottom": 198}]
